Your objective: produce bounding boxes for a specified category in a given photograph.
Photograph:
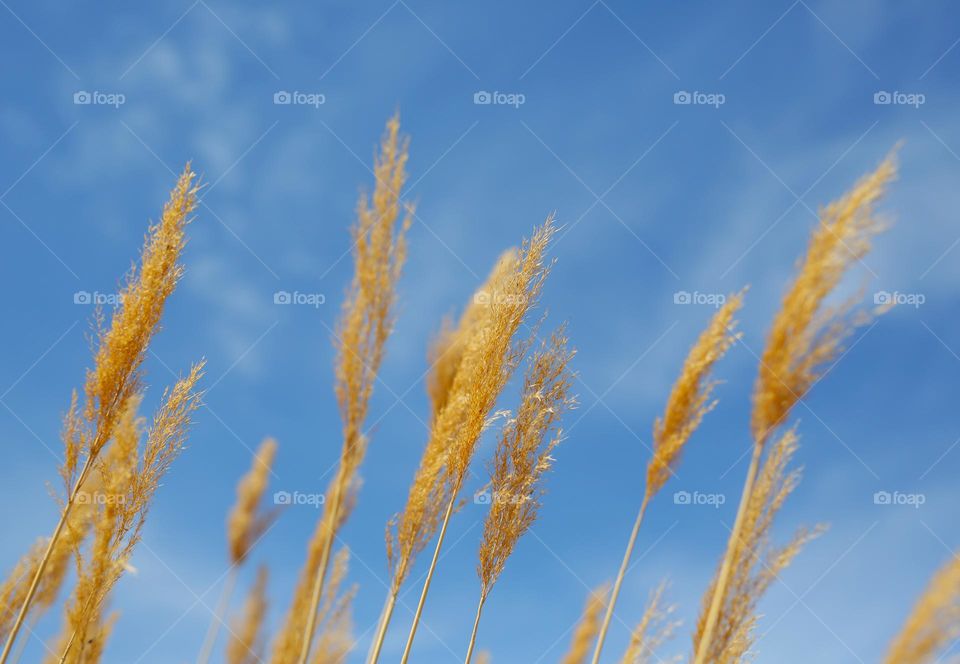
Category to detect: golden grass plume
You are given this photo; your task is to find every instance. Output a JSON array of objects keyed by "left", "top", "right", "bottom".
[
  {"left": 478, "top": 328, "right": 575, "bottom": 597},
  {"left": 692, "top": 427, "right": 820, "bottom": 663},
  {"left": 619, "top": 582, "right": 679, "bottom": 664},
  {"left": 884, "top": 553, "right": 960, "bottom": 664},
  {"left": 227, "top": 566, "right": 269, "bottom": 664},
  {"left": 227, "top": 438, "right": 279, "bottom": 565},
  {"left": 274, "top": 114, "right": 412, "bottom": 664},
  {"left": 561, "top": 585, "right": 609, "bottom": 664},
  {"left": 646, "top": 291, "right": 743, "bottom": 497}
]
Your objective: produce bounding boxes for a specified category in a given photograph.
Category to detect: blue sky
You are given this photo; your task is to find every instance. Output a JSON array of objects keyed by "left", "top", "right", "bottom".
[{"left": 1, "top": 1, "right": 959, "bottom": 662}]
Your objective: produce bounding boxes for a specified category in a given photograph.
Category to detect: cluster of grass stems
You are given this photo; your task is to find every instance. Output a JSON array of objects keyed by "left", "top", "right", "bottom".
[{"left": 0, "top": 115, "right": 955, "bottom": 664}]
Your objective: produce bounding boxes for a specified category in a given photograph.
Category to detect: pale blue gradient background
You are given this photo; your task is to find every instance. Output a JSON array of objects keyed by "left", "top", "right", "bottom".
[{"left": 1, "top": 1, "right": 959, "bottom": 662}]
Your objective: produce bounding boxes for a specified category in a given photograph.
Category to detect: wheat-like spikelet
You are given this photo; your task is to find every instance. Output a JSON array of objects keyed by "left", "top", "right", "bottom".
[
  {"left": 619, "top": 582, "right": 678, "bottom": 664},
  {"left": 53, "top": 364, "right": 203, "bottom": 664},
  {"left": 398, "top": 221, "right": 555, "bottom": 664},
  {"left": 692, "top": 428, "right": 819, "bottom": 663},
  {"left": 884, "top": 553, "right": 960, "bottom": 664},
  {"left": 227, "top": 566, "right": 269, "bottom": 664},
  {"left": 279, "top": 114, "right": 412, "bottom": 664},
  {"left": 228, "top": 438, "right": 278, "bottom": 565},
  {"left": 592, "top": 297, "right": 742, "bottom": 664},
  {"left": 751, "top": 155, "right": 896, "bottom": 445},
  {"left": 646, "top": 292, "right": 743, "bottom": 497},
  {"left": 561, "top": 585, "right": 609, "bottom": 664}
]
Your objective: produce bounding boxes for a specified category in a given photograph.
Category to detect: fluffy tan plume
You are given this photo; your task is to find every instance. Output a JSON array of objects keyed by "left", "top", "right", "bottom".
[
  {"left": 227, "top": 438, "right": 278, "bottom": 564},
  {"left": 227, "top": 566, "right": 269, "bottom": 664},
  {"left": 884, "top": 554, "right": 960, "bottom": 664},
  {"left": 561, "top": 585, "right": 609, "bottom": 664},
  {"left": 646, "top": 292, "right": 743, "bottom": 497},
  {"left": 274, "top": 114, "right": 412, "bottom": 664}
]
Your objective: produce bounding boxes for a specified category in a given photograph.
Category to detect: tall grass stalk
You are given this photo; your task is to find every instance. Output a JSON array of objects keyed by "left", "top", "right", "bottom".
[
  {"left": 592, "top": 293, "right": 743, "bottom": 664},
  {"left": 694, "top": 154, "right": 896, "bottom": 663}
]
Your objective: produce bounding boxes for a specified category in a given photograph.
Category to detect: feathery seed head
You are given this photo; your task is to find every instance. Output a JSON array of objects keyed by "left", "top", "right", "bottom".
[
  {"left": 752, "top": 155, "right": 896, "bottom": 445},
  {"left": 83, "top": 165, "right": 197, "bottom": 458},
  {"left": 884, "top": 554, "right": 960, "bottom": 664},
  {"left": 561, "top": 584, "right": 609, "bottom": 664},
  {"left": 227, "top": 566, "right": 269, "bottom": 664},
  {"left": 693, "top": 427, "right": 820, "bottom": 663},
  {"left": 477, "top": 329, "right": 575, "bottom": 596},
  {"left": 646, "top": 292, "right": 743, "bottom": 497},
  {"left": 227, "top": 438, "right": 278, "bottom": 564}
]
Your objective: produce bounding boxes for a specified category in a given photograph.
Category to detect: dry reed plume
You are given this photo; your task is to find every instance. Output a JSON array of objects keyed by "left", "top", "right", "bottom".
[
  {"left": 2, "top": 114, "right": 940, "bottom": 664},
  {"left": 199, "top": 438, "right": 279, "bottom": 664},
  {"left": 692, "top": 427, "right": 818, "bottom": 662},
  {"left": 618, "top": 582, "right": 678, "bottom": 664},
  {"left": 465, "top": 330, "right": 576, "bottom": 662},
  {"left": 562, "top": 585, "right": 609, "bottom": 664},
  {"left": 884, "top": 553, "right": 960, "bottom": 663},
  {"left": 369, "top": 250, "right": 519, "bottom": 664},
  {"left": 399, "top": 219, "right": 556, "bottom": 663},
  {"left": 694, "top": 154, "right": 897, "bottom": 664},
  {"left": 227, "top": 566, "right": 269, "bottom": 664},
  {"left": 271, "top": 114, "right": 411, "bottom": 664},
  {"left": 0, "top": 165, "right": 199, "bottom": 664},
  {"left": 52, "top": 363, "right": 204, "bottom": 664},
  {"left": 592, "top": 293, "right": 743, "bottom": 664}
]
